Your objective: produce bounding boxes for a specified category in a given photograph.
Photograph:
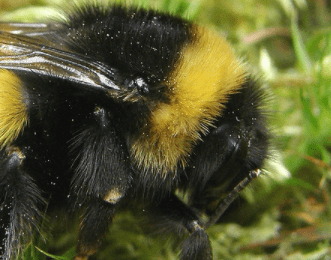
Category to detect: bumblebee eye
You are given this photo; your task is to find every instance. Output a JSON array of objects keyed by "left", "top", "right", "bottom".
[{"left": 125, "top": 77, "right": 149, "bottom": 94}]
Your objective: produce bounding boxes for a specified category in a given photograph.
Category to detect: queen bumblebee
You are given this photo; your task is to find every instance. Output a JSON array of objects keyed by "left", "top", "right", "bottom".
[{"left": 0, "top": 3, "right": 270, "bottom": 260}]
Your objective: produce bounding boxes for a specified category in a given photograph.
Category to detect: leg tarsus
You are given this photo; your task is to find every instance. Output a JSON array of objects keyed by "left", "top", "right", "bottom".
[
  {"left": 151, "top": 194, "right": 212, "bottom": 260},
  {"left": 74, "top": 199, "right": 115, "bottom": 259},
  {"left": 205, "top": 169, "right": 262, "bottom": 229},
  {"left": 180, "top": 225, "right": 212, "bottom": 260}
]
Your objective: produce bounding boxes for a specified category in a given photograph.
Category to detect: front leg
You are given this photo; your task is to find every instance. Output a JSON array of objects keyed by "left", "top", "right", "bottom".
[
  {"left": 151, "top": 194, "right": 212, "bottom": 260},
  {"left": 70, "top": 107, "right": 132, "bottom": 259}
]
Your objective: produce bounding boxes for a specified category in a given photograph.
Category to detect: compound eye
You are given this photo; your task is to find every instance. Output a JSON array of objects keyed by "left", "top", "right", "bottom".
[{"left": 125, "top": 77, "right": 149, "bottom": 94}]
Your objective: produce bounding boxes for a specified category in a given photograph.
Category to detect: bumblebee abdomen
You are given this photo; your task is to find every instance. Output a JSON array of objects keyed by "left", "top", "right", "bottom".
[{"left": 0, "top": 70, "right": 28, "bottom": 149}]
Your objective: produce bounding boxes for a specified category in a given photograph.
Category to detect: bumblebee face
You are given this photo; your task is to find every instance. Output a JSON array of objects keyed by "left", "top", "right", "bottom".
[
  {"left": 0, "top": 4, "right": 270, "bottom": 260},
  {"left": 130, "top": 27, "right": 246, "bottom": 179}
]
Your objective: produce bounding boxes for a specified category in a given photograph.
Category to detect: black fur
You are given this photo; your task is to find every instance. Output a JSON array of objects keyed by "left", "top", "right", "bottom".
[
  {"left": 0, "top": 5, "right": 270, "bottom": 259},
  {"left": 186, "top": 79, "right": 270, "bottom": 215},
  {"left": 60, "top": 5, "right": 191, "bottom": 84}
]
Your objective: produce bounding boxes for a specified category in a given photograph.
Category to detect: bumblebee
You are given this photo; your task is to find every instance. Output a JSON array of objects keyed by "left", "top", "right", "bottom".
[{"left": 0, "top": 3, "right": 270, "bottom": 260}]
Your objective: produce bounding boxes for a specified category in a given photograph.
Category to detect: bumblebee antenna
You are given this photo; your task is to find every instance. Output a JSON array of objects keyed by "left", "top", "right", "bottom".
[{"left": 204, "top": 169, "right": 262, "bottom": 229}]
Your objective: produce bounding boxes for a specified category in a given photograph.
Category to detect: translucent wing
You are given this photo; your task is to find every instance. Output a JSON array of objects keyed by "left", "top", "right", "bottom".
[
  {"left": 0, "top": 23, "right": 122, "bottom": 93},
  {"left": 0, "top": 22, "right": 60, "bottom": 36}
]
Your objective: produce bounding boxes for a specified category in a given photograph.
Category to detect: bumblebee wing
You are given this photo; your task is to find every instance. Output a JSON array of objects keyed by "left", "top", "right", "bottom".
[
  {"left": 0, "top": 22, "right": 61, "bottom": 35},
  {"left": 0, "top": 30, "right": 121, "bottom": 93},
  {"left": 0, "top": 22, "right": 65, "bottom": 49}
]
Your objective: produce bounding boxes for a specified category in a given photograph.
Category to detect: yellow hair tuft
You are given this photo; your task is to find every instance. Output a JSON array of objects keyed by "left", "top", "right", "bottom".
[{"left": 0, "top": 70, "right": 28, "bottom": 149}]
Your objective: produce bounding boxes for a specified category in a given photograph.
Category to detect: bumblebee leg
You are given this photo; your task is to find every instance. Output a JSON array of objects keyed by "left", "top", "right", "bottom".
[
  {"left": 205, "top": 169, "right": 261, "bottom": 229},
  {"left": 0, "top": 148, "right": 44, "bottom": 259},
  {"left": 74, "top": 199, "right": 116, "bottom": 260},
  {"left": 180, "top": 222, "right": 212, "bottom": 260},
  {"left": 71, "top": 107, "right": 132, "bottom": 259},
  {"left": 153, "top": 195, "right": 212, "bottom": 260}
]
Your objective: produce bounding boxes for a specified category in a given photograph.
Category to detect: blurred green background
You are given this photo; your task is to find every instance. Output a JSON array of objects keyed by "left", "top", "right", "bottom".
[{"left": 1, "top": 0, "right": 331, "bottom": 259}]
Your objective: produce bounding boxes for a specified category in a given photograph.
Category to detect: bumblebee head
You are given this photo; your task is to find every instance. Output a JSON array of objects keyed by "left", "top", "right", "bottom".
[{"left": 129, "top": 24, "right": 246, "bottom": 178}]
